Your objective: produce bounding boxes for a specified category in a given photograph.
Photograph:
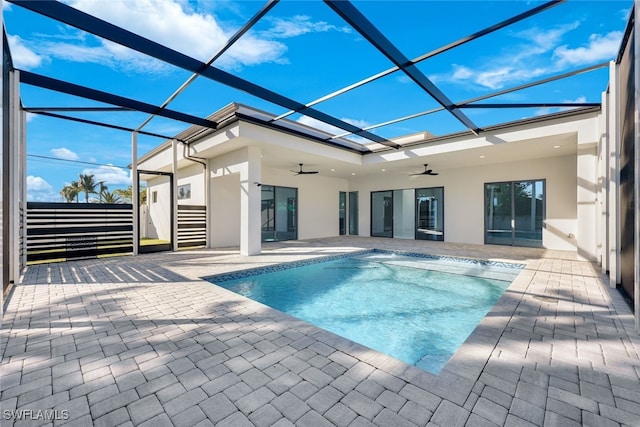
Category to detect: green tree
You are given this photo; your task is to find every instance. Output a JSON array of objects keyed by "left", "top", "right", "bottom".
[
  {"left": 78, "top": 173, "right": 98, "bottom": 203},
  {"left": 60, "top": 181, "right": 81, "bottom": 203},
  {"left": 100, "top": 189, "right": 123, "bottom": 204},
  {"left": 114, "top": 185, "right": 147, "bottom": 205}
]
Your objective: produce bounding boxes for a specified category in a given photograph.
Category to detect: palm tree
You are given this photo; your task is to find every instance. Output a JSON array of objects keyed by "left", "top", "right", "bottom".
[
  {"left": 98, "top": 181, "right": 107, "bottom": 203},
  {"left": 100, "top": 190, "right": 123, "bottom": 204},
  {"left": 115, "top": 185, "right": 147, "bottom": 205},
  {"left": 60, "top": 181, "right": 81, "bottom": 203},
  {"left": 78, "top": 173, "right": 98, "bottom": 203}
]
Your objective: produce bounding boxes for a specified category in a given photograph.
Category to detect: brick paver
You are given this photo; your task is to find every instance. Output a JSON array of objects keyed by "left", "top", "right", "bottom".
[{"left": 1, "top": 237, "right": 639, "bottom": 426}]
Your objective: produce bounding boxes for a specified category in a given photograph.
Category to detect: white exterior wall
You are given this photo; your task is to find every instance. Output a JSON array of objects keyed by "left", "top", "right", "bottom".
[
  {"left": 350, "top": 155, "right": 579, "bottom": 252},
  {"left": 176, "top": 163, "right": 205, "bottom": 205},
  {"left": 262, "top": 167, "right": 348, "bottom": 240}
]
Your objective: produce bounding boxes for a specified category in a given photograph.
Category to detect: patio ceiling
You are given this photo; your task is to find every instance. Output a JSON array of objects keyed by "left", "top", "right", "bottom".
[{"left": 5, "top": 0, "right": 624, "bottom": 160}]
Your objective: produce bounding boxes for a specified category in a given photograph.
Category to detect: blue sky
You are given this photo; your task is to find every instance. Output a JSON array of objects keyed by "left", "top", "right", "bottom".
[{"left": 2, "top": 0, "right": 630, "bottom": 201}]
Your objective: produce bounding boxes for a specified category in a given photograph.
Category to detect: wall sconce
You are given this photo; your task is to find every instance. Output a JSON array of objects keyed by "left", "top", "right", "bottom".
[{"left": 254, "top": 182, "right": 262, "bottom": 187}]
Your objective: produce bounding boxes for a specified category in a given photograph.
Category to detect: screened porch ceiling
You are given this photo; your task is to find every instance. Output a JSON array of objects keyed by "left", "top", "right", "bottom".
[{"left": 5, "top": 0, "right": 627, "bottom": 174}]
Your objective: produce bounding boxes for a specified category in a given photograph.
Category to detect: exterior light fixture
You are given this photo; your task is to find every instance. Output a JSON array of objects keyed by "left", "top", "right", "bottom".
[{"left": 553, "top": 145, "right": 561, "bottom": 148}]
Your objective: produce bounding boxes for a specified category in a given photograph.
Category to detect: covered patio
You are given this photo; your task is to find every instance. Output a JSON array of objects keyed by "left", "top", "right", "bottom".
[{"left": 1, "top": 238, "right": 638, "bottom": 426}]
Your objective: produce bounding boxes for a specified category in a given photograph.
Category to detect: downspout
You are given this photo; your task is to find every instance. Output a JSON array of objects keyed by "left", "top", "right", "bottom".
[{"left": 182, "top": 142, "right": 209, "bottom": 248}]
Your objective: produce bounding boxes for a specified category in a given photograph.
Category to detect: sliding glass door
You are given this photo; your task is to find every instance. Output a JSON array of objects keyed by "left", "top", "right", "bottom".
[
  {"left": 485, "top": 180, "right": 544, "bottom": 247},
  {"left": 261, "top": 185, "right": 297, "bottom": 242},
  {"left": 415, "top": 187, "right": 444, "bottom": 241}
]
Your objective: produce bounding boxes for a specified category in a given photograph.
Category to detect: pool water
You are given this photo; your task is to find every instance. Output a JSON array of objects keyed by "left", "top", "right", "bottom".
[{"left": 209, "top": 252, "right": 521, "bottom": 374}]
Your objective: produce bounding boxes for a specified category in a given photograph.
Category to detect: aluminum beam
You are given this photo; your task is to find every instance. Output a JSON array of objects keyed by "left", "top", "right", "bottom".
[
  {"left": 136, "top": 0, "right": 279, "bottom": 132},
  {"left": 325, "top": 0, "right": 481, "bottom": 135},
  {"left": 9, "top": 0, "right": 398, "bottom": 148},
  {"left": 19, "top": 70, "right": 218, "bottom": 129},
  {"left": 26, "top": 110, "right": 183, "bottom": 141},
  {"left": 274, "top": 0, "right": 564, "bottom": 121}
]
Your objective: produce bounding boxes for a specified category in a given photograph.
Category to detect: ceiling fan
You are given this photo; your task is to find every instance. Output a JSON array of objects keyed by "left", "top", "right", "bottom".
[
  {"left": 411, "top": 164, "right": 439, "bottom": 176},
  {"left": 291, "top": 163, "right": 318, "bottom": 175}
]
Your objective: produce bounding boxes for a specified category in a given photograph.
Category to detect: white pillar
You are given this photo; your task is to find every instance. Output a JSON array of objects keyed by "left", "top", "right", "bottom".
[
  {"left": 577, "top": 143, "right": 597, "bottom": 261},
  {"left": 240, "top": 146, "right": 261, "bottom": 256},
  {"left": 608, "top": 61, "right": 620, "bottom": 287},
  {"left": 132, "top": 132, "right": 139, "bottom": 256},
  {"left": 1, "top": 21, "right": 5, "bottom": 320},
  {"left": 599, "top": 90, "right": 609, "bottom": 274},
  {"left": 204, "top": 158, "right": 211, "bottom": 248},
  {"left": 171, "top": 139, "right": 178, "bottom": 251},
  {"left": 9, "top": 69, "right": 20, "bottom": 284}
]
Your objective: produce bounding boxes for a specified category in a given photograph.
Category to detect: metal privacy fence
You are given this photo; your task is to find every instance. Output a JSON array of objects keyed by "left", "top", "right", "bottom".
[
  {"left": 26, "top": 202, "right": 134, "bottom": 263},
  {"left": 177, "top": 205, "right": 206, "bottom": 249},
  {"left": 26, "top": 203, "right": 206, "bottom": 264}
]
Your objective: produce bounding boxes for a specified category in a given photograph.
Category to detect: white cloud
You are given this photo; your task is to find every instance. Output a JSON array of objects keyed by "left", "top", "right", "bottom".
[
  {"left": 48, "top": 0, "right": 287, "bottom": 72},
  {"left": 7, "top": 35, "right": 45, "bottom": 69},
  {"left": 435, "top": 22, "right": 612, "bottom": 91},
  {"left": 534, "top": 96, "right": 588, "bottom": 117},
  {"left": 515, "top": 22, "right": 580, "bottom": 52},
  {"left": 553, "top": 31, "right": 623, "bottom": 67},
  {"left": 2, "top": 0, "right": 11, "bottom": 11},
  {"left": 26, "top": 112, "right": 36, "bottom": 123},
  {"left": 81, "top": 165, "right": 131, "bottom": 185},
  {"left": 27, "top": 176, "right": 54, "bottom": 192},
  {"left": 296, "top": 116, "right": 372, "bottom": 144},
  {"left": 51, "top": 147, "right": 80, "bottom": 161},
  {"left": 262, "top": 15, "right": 351, "bottom": 39}
]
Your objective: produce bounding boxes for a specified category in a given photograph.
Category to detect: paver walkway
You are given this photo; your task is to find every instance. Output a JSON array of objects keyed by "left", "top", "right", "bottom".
[{"left": 1, "top": 237, "right": 639, "bottom": 426}]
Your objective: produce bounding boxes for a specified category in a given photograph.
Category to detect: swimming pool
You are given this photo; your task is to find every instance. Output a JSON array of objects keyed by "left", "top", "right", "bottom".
[{"left": 207, "top": 250, "right": 523, "bottom": 374}]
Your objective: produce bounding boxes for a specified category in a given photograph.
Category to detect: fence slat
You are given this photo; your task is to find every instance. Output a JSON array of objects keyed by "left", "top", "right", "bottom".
[{"left": 177, "top": 204, "right": 206, "bottom": 249}]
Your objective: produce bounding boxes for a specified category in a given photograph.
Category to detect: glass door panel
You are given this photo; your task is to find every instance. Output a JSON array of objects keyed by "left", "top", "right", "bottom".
[
  {"left": 514, "top": 181, "right": 544, "bottom": 247},
  {"left": 261, "top": 185, "right": 298, "bottom": 242},
  {"left": 276, "top": 187, "right": 297, "bottom": 241},
  {"left": 393, "top": 189, "right": 415, "bottom": 239},
  {"left": 339, "top": 192, "right": 346, "bottom": 235},
  {"left": 261, "top": 185, "right": 275, "bottom": 241},
  {"left": 348, "top": 192, "right": 358, "bottom": 235},
  {"left": 416, "top": 187, "right": 444, "bottom": 241},
  {"left": 371, "top": 191, "right": 393, "bottom": 237},
  {"left": 139, "top": 171, "right": 173, "bottom": 253},
  {"left": 485, "top": 183, "right": 512, "bottom": 245}
]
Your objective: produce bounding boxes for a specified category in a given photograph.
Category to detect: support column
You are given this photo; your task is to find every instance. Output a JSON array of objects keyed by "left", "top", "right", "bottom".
[
  {"left": 132, "top": 132, "right": 139, "bottom": 256},
  {"left": 171, "top": 139, "right": 178, "bottom": 251},
  {"left": 240, "top": 146, "right": 261, "bottom": 256},
  {"left": 577, "top": 143, "right": 597, "bottom": 261}
]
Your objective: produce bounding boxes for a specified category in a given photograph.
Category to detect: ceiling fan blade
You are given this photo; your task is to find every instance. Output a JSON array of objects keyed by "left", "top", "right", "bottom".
[
  {"left": 429, "top": 172, "right": 439, "bottom": 176},
  {"left": 410, "top": 172, "right": 426, "bottom": 176}
]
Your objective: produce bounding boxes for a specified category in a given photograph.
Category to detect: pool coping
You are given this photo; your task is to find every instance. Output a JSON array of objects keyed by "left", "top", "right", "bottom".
[{"left": 204, "top": 248, "right": 526, "bottom": 283}]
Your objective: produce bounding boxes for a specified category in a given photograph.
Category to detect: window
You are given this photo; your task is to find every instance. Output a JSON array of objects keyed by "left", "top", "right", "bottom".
[
  {"left": 177, "top": 184, "right": 191, "bottom": 200},
  {"left": 152, "top": 191, "right": 158, "bottom": 204}
]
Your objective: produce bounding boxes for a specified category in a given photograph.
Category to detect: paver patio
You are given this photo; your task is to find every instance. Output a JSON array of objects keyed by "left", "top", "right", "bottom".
[{"left": 1, "top": 237, "right": 639, "bottom": 426}]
